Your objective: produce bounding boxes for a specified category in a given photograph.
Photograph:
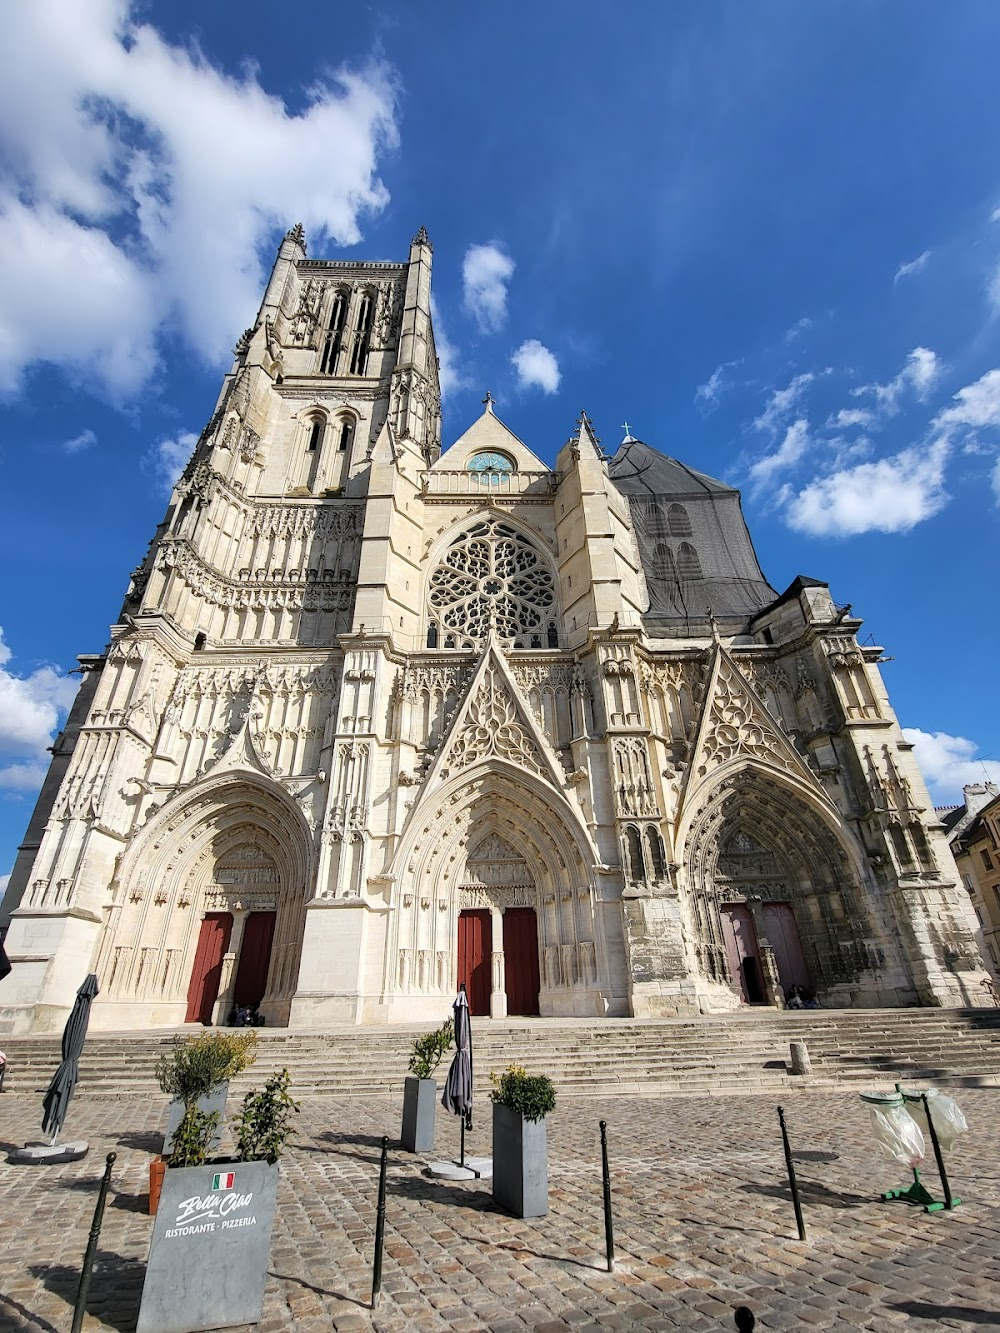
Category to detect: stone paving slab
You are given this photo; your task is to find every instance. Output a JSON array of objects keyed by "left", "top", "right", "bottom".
[{"left": 1, "top": 1085, "right": 999, "bottom": 1331}]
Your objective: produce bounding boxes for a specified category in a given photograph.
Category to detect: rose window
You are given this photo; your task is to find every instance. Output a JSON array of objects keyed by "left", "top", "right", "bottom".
[{"left": 426, "top": 519, "right": 558, "bottom": 649}]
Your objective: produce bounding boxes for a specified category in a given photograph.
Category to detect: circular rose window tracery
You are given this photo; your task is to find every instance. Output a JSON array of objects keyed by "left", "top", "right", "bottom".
[{"left": 427, "top": 518, "right": 558, "bottom": 649}]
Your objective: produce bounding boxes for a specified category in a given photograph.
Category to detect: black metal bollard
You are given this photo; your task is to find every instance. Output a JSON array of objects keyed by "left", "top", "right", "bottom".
[
  {"left": 734, "top": 1306, "right": 756, "bottom": 1331},
  {"left": 921, "top": 1092, "right": 959, "bottom": 1212},
  {"left": 370, "top": 1135, "right": 389, "bottom": 1309},
  {"left": 599, "top": 1120, "right": 615, "bottom": 1272},
  {"left": 776, "top": 1106, "right": 806, "bottom": 1242},
  {"left": 71, "top": 1151, "right": 116, "bottom": 1333}
]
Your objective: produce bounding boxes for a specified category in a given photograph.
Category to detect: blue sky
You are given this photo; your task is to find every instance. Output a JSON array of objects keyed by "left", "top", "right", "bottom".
[{"left": 2, "top": 1, "right": 1000, "bottom": 885}]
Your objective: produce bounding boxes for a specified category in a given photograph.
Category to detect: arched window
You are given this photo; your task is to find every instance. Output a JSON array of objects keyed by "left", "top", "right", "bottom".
[
  {"left": 307, "top": 418, "right": 325, "bottom": 453},
  {"left": 645, "top": 826, "right": 666, "bottom": 879},
  {"left": 349, "top": 289, "right": 375, "bottom": 375},
  {"left": 625, "top": 826, "right": 645, "bottom": 881},
  {"left": 651, "top": 543, "right": 676, "bottom": 581},
  {"left": 677, "top": 542, "right": 703, "bottom": 579},
  {"left": 337, "top": 417, "right": 355, "bottom": 452},
  {"left": 303, "top": 415, "right": 327, "bottom": 489},
  {"left": 319, "top": 288, "right": 349, "bottom": 374},
  {"left": 426, "top": 517, "right": 557, "bottom": 649},
  {"left": 667, "top": 503, "right": 692, "bottom": 536}
]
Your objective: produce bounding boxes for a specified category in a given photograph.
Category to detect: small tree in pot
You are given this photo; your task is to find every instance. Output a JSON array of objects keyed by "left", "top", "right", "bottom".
[
  {"left": 137, "top": 1068, "right": 299, "bottom": 1333},
  {"left": 401, "top": 1017, "right": 454, "bottom": 1152},
  {"left": 490, "top": 1064, "right": 556, "bottom": 1218},
  {"left": 156, "top": 1030, "right": 258, "bottom": 1154}
]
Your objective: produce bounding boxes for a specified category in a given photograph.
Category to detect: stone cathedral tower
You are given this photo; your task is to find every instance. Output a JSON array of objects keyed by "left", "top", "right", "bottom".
[{"left": 0, "top": 227, "right": 988, "bottom": 1034}]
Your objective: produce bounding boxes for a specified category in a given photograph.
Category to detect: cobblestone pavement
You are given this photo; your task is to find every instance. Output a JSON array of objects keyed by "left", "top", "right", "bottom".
[{"left": 2, "top": 1085, "right": 1000, "bottom": 1332}]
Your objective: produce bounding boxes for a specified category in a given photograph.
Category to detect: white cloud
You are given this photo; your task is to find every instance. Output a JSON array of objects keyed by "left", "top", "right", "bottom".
[
  {"left": 0, "top": 872, "right": 8, "bottom": 896},
  {"left": 827, "top": 408, "right": 874, "bottom": 430},
  {"left": 430, "top": 298, "right": 464, "bottom": 401},
  {"left": 992, "top": 457, "right": 1000, "bottom": 505},
  {"left": 147, "top": 431, "right": 198, "bottom": 495},
  {"left": 0, "top": 627, "right": 78, "bottom": 795},
  {"left": 753, "top": 372, "right": 817, "bottom": 436},
  {"left": 0, "top": 1, "right": 399, "bottom": 398},
  {"left": 749, "top": 418, "right": 810, "bottom": 489},
  {"left": 63, "top": 428, "right": 97, "bottom": 453},
  {"left": 511, "top": 340, "right": 560, "bottom": 394},
  {"left": 853, "top": 346, "right": 941, "bottom": 414},
  {"left": 462, "top": 243, "right": 515, "bottom": 333},
  {"left": 990, "top": 263, "right": 1000, "bottom": 311},
  {"left": 893, "top": 249, "right": 932, "bottom": 283},
  {"left": 784, "top": 316, "right": 813, "bottom": 341},
  {"left": 933, "top": 366, "right": 1000, "bottom": 433},
  {"left": 786, "top": 438, "right": 949, "bottom": 536},
  {"left": 990, "top": 205, "right": 1000, "bottom": 223},
  {"left": 902, "top": 728, "right": 1000, "bottom": 805},
  {"left": 695, "top": 360, "right": 741, "bottom": 411}
]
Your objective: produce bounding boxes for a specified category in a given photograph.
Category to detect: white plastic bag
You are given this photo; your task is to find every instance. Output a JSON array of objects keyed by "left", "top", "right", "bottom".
[
  {"left": 862, "top": 1092, "right": 925, "bottom": 1168},
  {"left": 902, "top": 1088, "right": 968, "bottom": 1153}
]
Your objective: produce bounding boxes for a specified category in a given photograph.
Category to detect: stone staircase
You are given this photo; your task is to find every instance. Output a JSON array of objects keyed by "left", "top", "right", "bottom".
[{"left": 3, "top": 1008, "right": 1000, "bottom": 1101}]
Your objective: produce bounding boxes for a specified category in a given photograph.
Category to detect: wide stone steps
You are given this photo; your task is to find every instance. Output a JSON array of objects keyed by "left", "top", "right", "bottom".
[{"left": 3, "top": 1008, "right": 1000, "bottom": 1100}]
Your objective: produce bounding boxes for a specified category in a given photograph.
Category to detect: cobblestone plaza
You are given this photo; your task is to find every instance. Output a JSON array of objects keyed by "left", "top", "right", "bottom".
[{"left": 3, "top": 1086, "right": 999, "bottom": 1331}]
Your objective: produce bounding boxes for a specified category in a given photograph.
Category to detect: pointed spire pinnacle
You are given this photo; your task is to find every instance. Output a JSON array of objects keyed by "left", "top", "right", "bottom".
[
  {"left": 284, "top": 222, "right": 306, "bottom": 253},
  {"left": 411, "top": 225, "right": 432, "bottom": 250}
]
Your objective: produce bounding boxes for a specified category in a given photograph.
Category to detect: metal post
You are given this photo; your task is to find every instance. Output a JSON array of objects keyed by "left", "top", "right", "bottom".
[
  {"left": 599, "top": 1120, "right": 615, "bottom": 1272},
  {"left": 921, "top": 1092, "right": 959, "bottom": 1212},
  {"left": 370, "top": 1136, "right": 389, "bottom": 1309},
  {"left": 71, "top": 1152, "right": 116, "bottom": 1333},
  {"left": 777, "top": 1106, "right": 806, "bottom": 1242},
  {"left": 460, "top": 1115, "right": 465, "bottom": 1169}
]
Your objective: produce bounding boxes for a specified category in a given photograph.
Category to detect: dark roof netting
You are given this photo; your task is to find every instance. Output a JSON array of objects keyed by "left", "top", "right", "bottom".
[{"left": 607, "top": 439, "right": 777, "bottom": 634}]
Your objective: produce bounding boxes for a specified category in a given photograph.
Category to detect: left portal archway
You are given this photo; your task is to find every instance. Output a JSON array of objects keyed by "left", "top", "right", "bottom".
[{"left": 99, "top": 775, "right": 312, "bottom": 1029}]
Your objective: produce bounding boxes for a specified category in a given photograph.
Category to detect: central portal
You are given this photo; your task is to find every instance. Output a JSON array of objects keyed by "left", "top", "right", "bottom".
[{"left": 503, "top": 907, "right": 540, "bottom": 1016}]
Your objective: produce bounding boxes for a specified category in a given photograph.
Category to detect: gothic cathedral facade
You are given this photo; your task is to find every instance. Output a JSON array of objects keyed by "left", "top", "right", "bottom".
[{"left": 0, "top": 227, "right": 988, "bottom": 1033}]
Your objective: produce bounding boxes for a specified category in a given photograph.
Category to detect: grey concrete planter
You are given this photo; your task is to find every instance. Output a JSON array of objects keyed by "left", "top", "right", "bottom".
[
  {"left": 492, "top": 1103, "right": 549, "bottom": 1217},
  {"left": 136, "top": 1158, "right": 279, "bottom": 1333},
  {"left": 400, "top": 1076, "right": 437, "bottom": 1152},
  {"left": 162, "top": 1082, "right": 229, "bottom": 1155}
]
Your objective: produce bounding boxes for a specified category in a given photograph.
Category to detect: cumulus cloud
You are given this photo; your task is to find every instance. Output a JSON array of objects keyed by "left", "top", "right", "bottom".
[
  {"left": 430, "top": 298, "right": 464, "bottom": 401},
  {"left": 749, "top": 418, "right": 810, "bottom": 490},
  {"left": 754, "top": 372, "right": 820, "bottom": 436},
  {"left": 785, "top": 438, "right": 949, "bottom": 536},
  {"left": 0, "top": 1, "right": 399, "bottom": 398},
  {"left": 147, "top": 431, "right": 198, "bottom": 495},
  {"left": 63, "top": 428, "right": 97, "bottom": 453},
  {"left": 784, "top": 316, "right": 813, "bottom": 341},
  {"left": 695, "top": 360, "right": 741, "bottom": 412},
  {"left": 827, "top": 407, "right": 874, "bottom": 430},
  {"left": 853, "top": 346, "right": 941, "bottom": 414},
  {"left": 893, "top": 250, "right": 932, "bottom": 283},
  {"left": 511, "top": 340, "right": 560, "bottom": 394},
  {"left": 462, "top": 243, "right": 515, "bottom": 333},
  {"left": 933, "top": 366, "right": 1000, "bottom": 433},
  {"left": 0, "top": 627, "right": 78, "bottom": 795},
  {"left": 902, "top": 728, "right": 1000, "bottom": 805}
]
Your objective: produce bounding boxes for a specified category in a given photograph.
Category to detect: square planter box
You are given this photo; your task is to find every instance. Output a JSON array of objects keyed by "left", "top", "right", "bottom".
[
  {"left": 492, "top": 1103, "right": 548, "bottom": 1218},
  {"left": 136, "top": 1159, "right": 279, "bottom": 1333},
  {"left": 400, "top": 1076, "right": 437, "bottom": 1153},
  {"left": 162, "top": 1083, "right": 229, "bottom": 1156}
]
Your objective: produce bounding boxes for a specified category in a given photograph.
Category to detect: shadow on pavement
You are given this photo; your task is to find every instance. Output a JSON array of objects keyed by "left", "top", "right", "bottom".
[
  {"left": 269, "top": 1269, "right": 369, "bottom": 1309},
  {"left": 739, "top": 1179, "right": 870, "bottom": 1209},
  {"left": 28, "top": 1251, "right": 144, "bottom": 1333},
  {"left": 889, "top": 1301, "right": 1000, "bottom": 1325},
  {"left": 0, "top": 1290, "right": 61, "bottom": 1333}
]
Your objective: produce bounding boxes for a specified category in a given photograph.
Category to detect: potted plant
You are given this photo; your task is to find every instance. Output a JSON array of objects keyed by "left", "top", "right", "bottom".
[
  {"left": 149, "top": 1030, "right": 258, "bottom": 1214},
  {"left": 401, "top": 1017, "right": 454, "bottom": 1152},
  {"left": 490, "top": 1064, "right": 556, "bottom": 1218},
  {"left": 137, "top": 1068, "right": 299, "bottom": 1333}
]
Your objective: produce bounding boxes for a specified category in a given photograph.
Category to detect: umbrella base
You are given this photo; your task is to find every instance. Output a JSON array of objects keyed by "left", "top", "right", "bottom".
[
  {"left": 9, "top": 1139, "right": 89, "bottom": 1165},
  {"left": 425, "top": 1156, "right": 493, "bottom": 1181}
]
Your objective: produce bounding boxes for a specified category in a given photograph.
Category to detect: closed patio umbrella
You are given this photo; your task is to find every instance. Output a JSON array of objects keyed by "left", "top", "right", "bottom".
[
  {"left": 441, "top": 983, "right": 473, "bottom": 1166},
  {"left": 41, "top": 973, "right": 99, "bottom": 1143}
]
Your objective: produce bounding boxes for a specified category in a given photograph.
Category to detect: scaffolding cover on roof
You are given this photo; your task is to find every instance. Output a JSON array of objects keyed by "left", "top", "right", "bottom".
[{"left": 608, "top": 438, "right": 776, "bottom": 633}]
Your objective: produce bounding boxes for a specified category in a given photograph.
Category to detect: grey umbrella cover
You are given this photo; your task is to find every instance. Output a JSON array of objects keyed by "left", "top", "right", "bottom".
[
  {"left": 41, "top": 973, "right": 99, "bottom": 1140},
  {"left": 441, "top": 988, "right": 473, "bottom": 1129}
]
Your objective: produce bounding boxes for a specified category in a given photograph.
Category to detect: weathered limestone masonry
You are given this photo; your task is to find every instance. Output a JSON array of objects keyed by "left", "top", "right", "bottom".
[{"left": 0, "top": 226, "right": 988, "bottom": 1035}]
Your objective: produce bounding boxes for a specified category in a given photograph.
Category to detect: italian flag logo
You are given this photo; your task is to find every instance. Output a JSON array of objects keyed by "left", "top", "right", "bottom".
[{"left": 212, "top": 1171, "right": 236, "bottom": 1191}]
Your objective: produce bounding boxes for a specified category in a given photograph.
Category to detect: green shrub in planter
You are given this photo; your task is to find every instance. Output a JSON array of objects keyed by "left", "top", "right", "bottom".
[
  {"left": 407, "top": 1018, "right": 455, "bottom": 1080},
  {"left": 489, "top": 1064, "right": 556, "bottom": 1122},
  {"left": 155, "top": 1030, "right": 258, "bottom": 1107},
  {"left": 232, "top": 1068, "right": 300, "bottom": 1164}
]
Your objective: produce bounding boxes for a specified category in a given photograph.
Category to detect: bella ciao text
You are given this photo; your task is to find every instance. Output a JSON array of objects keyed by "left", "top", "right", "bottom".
[{"left": 164, "top": 1191, "right": 257, "bottom": 1239}]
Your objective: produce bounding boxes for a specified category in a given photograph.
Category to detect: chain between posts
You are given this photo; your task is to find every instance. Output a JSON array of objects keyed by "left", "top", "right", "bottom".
[{"left": 71, "top": 1152, "right": 116, "bottom": 1333}]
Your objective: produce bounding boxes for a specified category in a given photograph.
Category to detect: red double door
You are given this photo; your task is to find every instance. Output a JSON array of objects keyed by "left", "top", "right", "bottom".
[
  {"left": 457, "top": 907, "right": 540, "bottom": 1017},
  {"left": 720, "top": 902, "right": 809, "bottom": 1004},
  {"left": 185, "top": 910, "right": 276, "bottom": 1024}
]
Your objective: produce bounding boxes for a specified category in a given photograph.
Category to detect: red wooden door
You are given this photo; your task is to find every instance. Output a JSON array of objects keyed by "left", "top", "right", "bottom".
[
  {"left": 762, "top": 903, "right": 810, "bottom": 994},
  {"left": 503, "top": 908, "right": 540, "bottom": 1016},
  {"left": 233, "top": 911, "right": 277, "bottom": 1009},
  {"left": 185, "top": 912, "right": 232, "bottom": 1024},
  {"left": 457, "top": 909, "right": 492, "bottom": 1016},
  {"left": 720, "top": 904, "right": 765, "bottom": 1004}
]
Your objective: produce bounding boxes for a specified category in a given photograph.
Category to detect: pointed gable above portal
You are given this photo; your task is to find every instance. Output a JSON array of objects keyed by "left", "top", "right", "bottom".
[
  {"left": 679, "top": 645, "right": 825, "bottom": 806},
  {"left": 437, "top": 402, "right": 549, "bottom": 472},
  {"left": 429, "top": 640, "right": 566, "bottom": 789}
]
